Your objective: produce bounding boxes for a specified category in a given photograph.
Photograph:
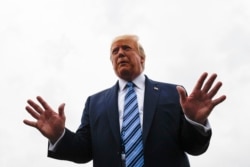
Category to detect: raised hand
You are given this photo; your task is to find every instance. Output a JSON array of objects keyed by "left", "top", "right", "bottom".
[
  {"left": 23, "top": 96, "right": 66, "bottom": 143},
  {"left": 176, "top": 72, "right": 226, "bottom": 125}
]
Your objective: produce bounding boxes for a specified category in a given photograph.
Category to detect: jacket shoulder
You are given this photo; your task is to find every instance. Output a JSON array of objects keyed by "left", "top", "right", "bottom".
[
  {"left": 146, "top": 77, "right": 183, "bottom": 90},
  {"left": 87, "top": 82, "right": 118, "bottom": 99}
]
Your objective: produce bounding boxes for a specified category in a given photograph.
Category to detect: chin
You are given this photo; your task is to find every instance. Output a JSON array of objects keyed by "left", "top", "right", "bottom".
[{"left": 118, "top": 70, "right": 133, "bottom": 80}]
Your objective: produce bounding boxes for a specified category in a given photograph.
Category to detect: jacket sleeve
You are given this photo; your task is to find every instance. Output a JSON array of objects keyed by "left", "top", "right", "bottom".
[
  {"left": 180, "top": 116, "right": 212, "bottom": 155},
  {"left": 48, "top": 97, "right": 93, "bottom": 163}
]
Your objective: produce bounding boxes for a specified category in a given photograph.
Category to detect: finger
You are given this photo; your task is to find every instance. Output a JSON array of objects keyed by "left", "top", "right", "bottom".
[
  {"left": 25, "top": 106, "right": 40, "bottom": 119},
  {"left": 36, "top": 96, "right": 53, "bottom": 111},
  {"left": 176, "top": 86, "right": 187, "bottom": 104},
  {"left": 23, "top": 119, "right": 37, "bottom": 128},
  {"left": 202, "top": 73, "right": 217, "bottom": 93},
  {"left": 27, "top": 99, "right": 44, "bottom": 114},
  {"left": 212, "top": 95, "right": 227, "bottom": 107},
  {"left": 207, "top": 81, "right": 222, "bottom": 98},
  {"left": 192, "top": 72, "right": 208, "bottom": 92},
  {"left": 58, "top": 103, "right": 65, "bottom": 118}
]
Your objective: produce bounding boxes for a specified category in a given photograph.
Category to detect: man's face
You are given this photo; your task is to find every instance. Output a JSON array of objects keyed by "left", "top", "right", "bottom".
[{"left": 110, "top": 39, "right": 145, "bottom": 81}]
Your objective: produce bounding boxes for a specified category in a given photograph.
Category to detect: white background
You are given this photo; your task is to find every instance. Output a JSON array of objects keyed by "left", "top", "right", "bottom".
[{"left": 1, "top": 0, "right": 249, "bottom": 166}]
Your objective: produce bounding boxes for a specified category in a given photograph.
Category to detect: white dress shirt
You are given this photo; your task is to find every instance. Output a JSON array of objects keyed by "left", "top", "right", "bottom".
[{"left": 118, "top": 73, "right": 145, "bottom": 131}]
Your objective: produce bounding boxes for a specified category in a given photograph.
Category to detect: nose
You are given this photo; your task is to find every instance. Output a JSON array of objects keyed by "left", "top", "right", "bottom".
[{"left": 118, "top": 48, "right": 125, "bottom": 58}]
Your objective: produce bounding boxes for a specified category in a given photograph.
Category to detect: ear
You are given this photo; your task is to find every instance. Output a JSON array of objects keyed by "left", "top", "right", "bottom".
[
  {"left": 110, "top": 55, "right": 114, "bottom": 64},
  {"left": 140, "top": 55, "right": 145, "bottom": 64}
]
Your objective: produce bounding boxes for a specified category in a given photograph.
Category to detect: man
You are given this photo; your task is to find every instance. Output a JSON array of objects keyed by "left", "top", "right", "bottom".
[{"left": 24, "top": 35, "right": 226, "bottom": 167}]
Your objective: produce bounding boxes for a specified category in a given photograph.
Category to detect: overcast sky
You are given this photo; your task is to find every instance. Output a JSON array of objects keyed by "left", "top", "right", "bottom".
[{"left": 1, "top": 0, "right": 250, "bottom": 166}]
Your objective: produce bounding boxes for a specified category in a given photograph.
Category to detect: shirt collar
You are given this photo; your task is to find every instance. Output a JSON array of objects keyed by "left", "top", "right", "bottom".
[{"left": 118, "top": 73, "right": 145, "bottom": 91}]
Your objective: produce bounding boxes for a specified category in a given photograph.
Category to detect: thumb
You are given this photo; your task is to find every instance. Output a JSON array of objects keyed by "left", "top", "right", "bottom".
[
  {"left": 176, "top": 86, "right": 187, "bottom": 104},
  {"left": 58, "top": 103, "right": 65, "bottom": 118}
]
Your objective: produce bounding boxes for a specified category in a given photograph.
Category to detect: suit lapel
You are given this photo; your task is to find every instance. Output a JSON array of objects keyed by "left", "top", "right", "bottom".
[
  {"left": 142, "top": 77, "right": 160, "bottom": 145},
  {"left": 106, "top": 83, "right": 121, "bottom": 147}
]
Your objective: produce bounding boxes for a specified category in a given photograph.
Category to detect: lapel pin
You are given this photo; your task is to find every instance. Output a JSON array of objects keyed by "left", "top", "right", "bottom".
[{"left": 154, "top": 87, "right": 159, "bottom": 91}]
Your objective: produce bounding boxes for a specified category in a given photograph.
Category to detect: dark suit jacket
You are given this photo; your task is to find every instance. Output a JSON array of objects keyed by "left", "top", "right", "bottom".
[{"left": 48, "top": 76, "right": 211, "bottom": 167}]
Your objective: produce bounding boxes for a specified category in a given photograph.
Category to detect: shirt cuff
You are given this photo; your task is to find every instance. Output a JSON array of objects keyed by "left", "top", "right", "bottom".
[
  {"left": 185, "top": 115, "right": 211, "bottom": 135},
  {"left": 48, "top": 129, "right": 65, "bottom": 151}
]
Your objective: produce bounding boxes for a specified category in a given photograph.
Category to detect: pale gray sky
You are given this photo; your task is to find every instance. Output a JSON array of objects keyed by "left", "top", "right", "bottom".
[{"left": 1, "top": 0, "right": 250, "bottom": 166}]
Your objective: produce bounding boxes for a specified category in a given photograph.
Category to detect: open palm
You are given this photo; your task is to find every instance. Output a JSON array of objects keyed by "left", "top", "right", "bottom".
[
  {"left": 177, "top": 72, "right": 226, "bottom": 124},
  {"left": 23, "top": 96, "right": 66, "bottom": 143}
]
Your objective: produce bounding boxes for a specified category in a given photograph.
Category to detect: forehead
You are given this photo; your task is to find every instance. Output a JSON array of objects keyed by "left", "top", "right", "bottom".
[{"left": 111, "top": 39, "right": 137, "bottom": 50}]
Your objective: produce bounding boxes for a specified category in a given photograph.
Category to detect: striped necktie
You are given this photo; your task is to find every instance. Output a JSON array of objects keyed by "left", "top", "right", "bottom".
[{"left": 121, "top": 82, "right": 144, "bottom": 167}]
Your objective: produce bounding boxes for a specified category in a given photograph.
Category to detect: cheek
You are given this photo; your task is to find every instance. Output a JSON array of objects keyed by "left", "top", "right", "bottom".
[{"left": 135, "top": 57, "right": 143, "bottom": 67}]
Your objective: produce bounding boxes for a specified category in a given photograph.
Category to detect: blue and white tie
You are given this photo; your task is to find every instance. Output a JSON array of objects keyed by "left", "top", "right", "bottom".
[{"left": 121, "top": 82, "right": 144, "bottom": 167}]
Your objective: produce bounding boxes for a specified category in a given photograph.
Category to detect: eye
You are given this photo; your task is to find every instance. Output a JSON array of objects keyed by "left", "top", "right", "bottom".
[
  {"left": 112, "top": 47, "right": 119, "bottom": 55},
  {"left": 122, "top": 45, "right": 132, "bottom": 51}
]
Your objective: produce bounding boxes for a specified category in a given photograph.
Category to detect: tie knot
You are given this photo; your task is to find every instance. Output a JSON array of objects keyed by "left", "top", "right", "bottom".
[{"left": 126, "top": 82, "right": 134, "bottom": 88}]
